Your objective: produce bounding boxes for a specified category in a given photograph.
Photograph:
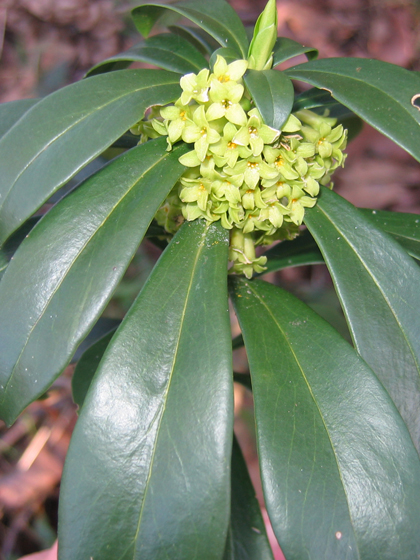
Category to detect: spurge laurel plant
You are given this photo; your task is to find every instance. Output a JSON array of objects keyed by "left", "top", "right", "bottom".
[{"left": 1, "top": 1, "right": 420, "bottom": 559}]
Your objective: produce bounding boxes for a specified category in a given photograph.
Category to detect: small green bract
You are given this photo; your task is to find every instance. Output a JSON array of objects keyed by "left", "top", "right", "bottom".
[{"left": 132, "top": 55, "right": 348, "bottom": 278}]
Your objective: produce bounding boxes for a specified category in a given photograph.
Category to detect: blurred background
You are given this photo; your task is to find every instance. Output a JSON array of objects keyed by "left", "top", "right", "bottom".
[{"left": 0, "top": 0, "right": 420, "bottom": 558}]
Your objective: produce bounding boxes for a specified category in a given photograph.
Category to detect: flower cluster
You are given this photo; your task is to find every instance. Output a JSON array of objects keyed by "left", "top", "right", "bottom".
[{"left": 132, "top": 56, "right": 347, "bottom": 278}]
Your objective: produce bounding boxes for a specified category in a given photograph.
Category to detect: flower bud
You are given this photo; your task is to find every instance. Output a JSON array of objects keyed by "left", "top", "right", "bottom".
[{"left": 248, "top": 0, "right": 278, "bottom": 71}]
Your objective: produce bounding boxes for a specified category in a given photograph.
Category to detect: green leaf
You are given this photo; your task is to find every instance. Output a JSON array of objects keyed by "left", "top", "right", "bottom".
[
  {"left": 304, "top": 187, "right": 420, "bottom": 450},
  {"left": 0, "top": 138, "right": 188, "bottom": 426},
  {"left": 230, "top": 276, "right": 420, "bottom": 560},
  {"left": 223, "top": 436, "right": 274, "bottom": 560},
  {"left": 261, "top": 209, "right": 420, "bottom": 276},
  {"left": 0, "top": 69, "right": 181, "bottom": 245},
  {"left": 286, "top": 58, "right": 420, "bottom": 162},
  {"left": 87, "top": 33, "right": 208, "bottom": 77},
  {"left": 361, "top": 208, "right": 420, "bottom": 260},
  {"left": 72, "top": 328, "right": 117, "bottom": 409},
  {"left": 292, "top": 87, "right": 337, "bottom": 111},
  {"left": 261, "top": 229, "right": 323, "bottom": 274},
  {"left": 0, "top": 99, "right": 39, "bottom": 139},
  {"left": 168, "top": 24, "right": 220, "bottom": 56},
  {"left": 59, "top": 219, "right": 233, "bottom": 560},
  {"left": 132, "top": 0, "right": 249, "bottom": 58},
  {"left": 273, "top": 37, "right": 318, "bottom": 67},
  {"left": 244, "top": 70, "right": 294, "bottom": 130},
  {"left": 0, "top": 216, "right": 40, "bottom": 281}
]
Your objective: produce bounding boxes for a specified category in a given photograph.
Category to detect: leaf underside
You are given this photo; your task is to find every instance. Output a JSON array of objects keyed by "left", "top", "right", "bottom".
[
  {"left": 87, "top": 33, "right": 208, "bottom": 76},
  {"left": 131, "top": 0, "right": 249, "bottom": 58}
]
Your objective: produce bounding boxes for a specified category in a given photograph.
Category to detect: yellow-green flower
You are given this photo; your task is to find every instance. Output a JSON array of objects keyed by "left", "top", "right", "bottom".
[
  {"left": 180, "top": 68, "right": 211, "bottom": 105},
  {"left": 206, "top": 79, "right": 248, "bottom": 126},
  {"left": 159, "top": 102, "right": 193, "bottom": 145},
  {"left": 233, "top": 108, "right": 280, "bottom": 156},
  {"left": 212, "top": 55, "right": 248, "bottom": 84},
  {"left": 209, "top": 122, "right": 252, "bottom": 168},
  {"left": 181, "top": 105, "right": 221, "bottom": 161},
  {"left": 225, "top": 155, "right": 279, "bottom": 189}
]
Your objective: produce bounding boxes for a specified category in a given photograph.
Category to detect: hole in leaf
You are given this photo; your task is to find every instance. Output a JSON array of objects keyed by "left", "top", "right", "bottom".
[{"left": 411, "top": 94, "right": 420, "bottom": 111}]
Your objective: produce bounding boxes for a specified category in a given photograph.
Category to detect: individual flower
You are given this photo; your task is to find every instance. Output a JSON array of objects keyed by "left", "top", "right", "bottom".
[
  {"left": 212, "top": 55, "right": 248, "bottom": 84},
  {"left": 224, "top": 155, "right": 278, "bottom": 189},
  {"left": 212, "top": 174, "right": 243, "bottom": 206},
  {"left": 159, "top": 101, "right": 193, "bottom": 145},
  {"left": 263, "top": 146, "right": 300, "bottom": 181},
  {"left": 285, "top": 185, "right": 318, "bottom": 225},
  {"left": 206, "top": 79, "right": 248, "bottom": 126},
  {"left": 179, "top": 176, "right": 216, "bottom": 211},
  {"left": 180, "top": 68, "right": 211, "bottom": 105},
  {"left": 209, "top": 122, "right": 252, "bottom": 168},
  {"left": 181, "top": 105, "right": 221, "bottom": 161},
  {"left": 233, "top": 108, "right": 280, "bottom": 156}
]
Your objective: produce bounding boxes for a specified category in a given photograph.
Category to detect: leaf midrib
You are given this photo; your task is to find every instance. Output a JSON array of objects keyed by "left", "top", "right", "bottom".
[
  {"left": 0, "top": 77, "right": 179, "bottom": 214},
  {"left": 0, "top": 147, "right": 179, "bottom": 407},
  {"left": 286, "top": 66, "right": 420, "bottom": 129},
  {"left": 128, "top": 222, "right": 211, "bottom": 560},
  {"left": 242, "top": 280, "right": 362, "bottom": 560},
  {"left": 314, "top": 202, "right": 420, "bottom": 377}
]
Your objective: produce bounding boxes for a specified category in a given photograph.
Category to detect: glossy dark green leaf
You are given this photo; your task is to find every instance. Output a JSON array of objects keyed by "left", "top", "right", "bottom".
[
  {"left": 272, "top": 37, "right": 318, "bottom": 67},
  {"left": 0, "top": 98, "right": 39, "bottom": 139},
  {"left": 286, "top": 58, "right": 420, "bottom": 162},
  {"left": 231, "top": 276, "right": 420, "bottom": 560},
  {"left": 87, "top": 33, "right": 207, "bottom": 77},
  {"left": 261, "top": 229, "right": 323, "bottom": 274},
  {"left": 244, "top": 70, "right": 294, "bottom": 130},
  {"left": 72, "top": 328, "right": 117, "bottom": 409},
  {"left": 292, "top": 87, "right": 334, "bottom": 111},
  {"left": 361, "top": 208, "right": 420, "bottom": 260},
  {"left": 223, "top": 436, "right": 274, "bottom": 560},
  {"left": 0, "top": 138, "right": 188, "bottom": 425},
  {"left": 59, "top": 219, "right": 233, "bottom": 560},
  {"left": 261, "top": 209, "right": 420, "bottom": 276},
  {"left": 0, "top": 69, "right": 181, "bottom": 245},
  {"left": 0, "top": 216, "right": 40, "bottom": 281},
  {"left": 132, "top": 0, "right": 249, "bottom": 58},
  {"left": 168, "top": 24, "right": 220, "bottom": 56},
  {"left": 304, "top": 187, "right": 420, "bottom": 450}
]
